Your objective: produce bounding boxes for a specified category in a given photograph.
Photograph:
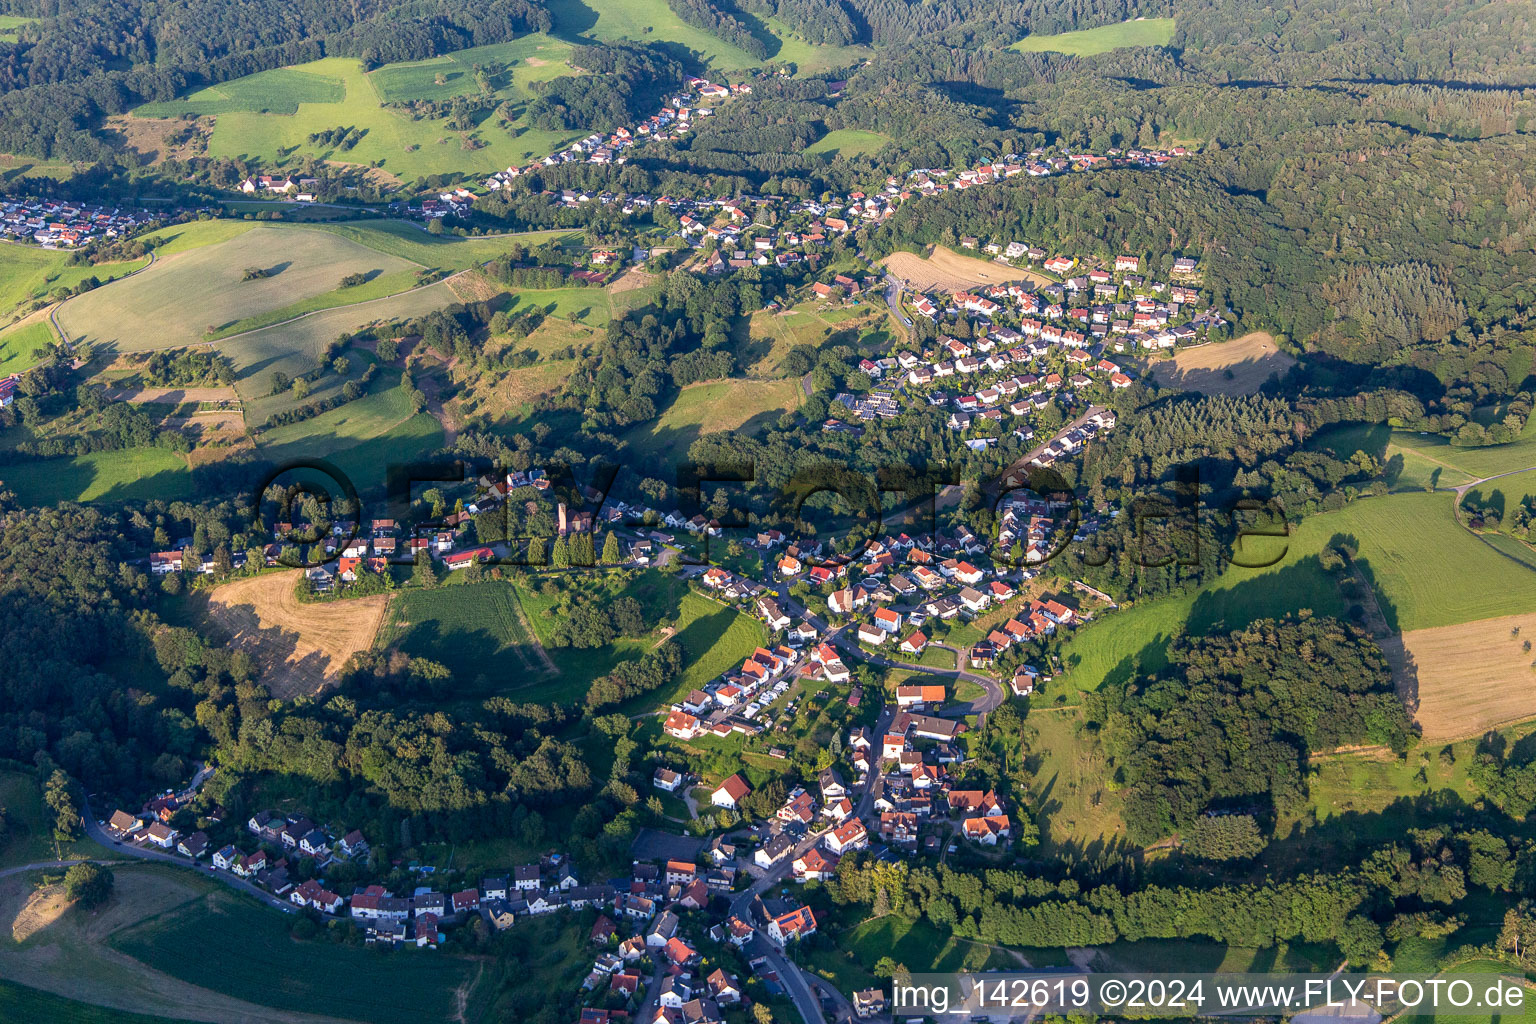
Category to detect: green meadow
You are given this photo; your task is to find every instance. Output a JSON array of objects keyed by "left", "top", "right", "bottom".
[
  {"left": 0, "top": 982, "right": 181, "bottom": 1024},
  {"left": 55, "top": 224, "right": 419, "bottom": 351},
  {"left": 1057, "top": 488, "right": 1536, "bottom": 692},
  {"left": 0, "top": 15, "right": 33, "bottom": 42},
  {"left": 254, "top": 368, "right": 445, "bottom": 495},
  {"left": 543, "top": 0, "right": 871, "bottom": 73},
  {"left": 1011, "top": 17, "right": 1176, "bottom": 55},
  {"left": 0, "top": 319, "right": 58, "bottom": 374},
  {"left": 312, "top": 220, "right": 576, "bottom": 269},
  {"left": 135, "top": 66, "right": 345, "bottom": 117},
  {"left": 805, "top": 128, "right": 891, "bottom": 158},
  {"left": 368, "top": 35, "right": 579, "bottom": 104},
  {"left": 0, "top": 447, "right": 192, "bottom": 507},
  {"left": 1311, "top": 419, "right": 1536, "bottom": 487},
  {"left": 0, "top": 241, "right": 147, "bottom": 324},
  {"left": 110, "top": 887, "right": 479, "bottom": 1024},
  {"left": 133, "top": 51, "right": 583, "bottom": 181}
]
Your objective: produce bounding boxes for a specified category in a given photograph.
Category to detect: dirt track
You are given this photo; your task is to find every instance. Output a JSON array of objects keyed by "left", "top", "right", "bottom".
[
  {"left": 880, "top": 247, "right": 1051, "bottom": 291},
  {"left": 201, "top": 570, "right": 389, "bottom": 696}
]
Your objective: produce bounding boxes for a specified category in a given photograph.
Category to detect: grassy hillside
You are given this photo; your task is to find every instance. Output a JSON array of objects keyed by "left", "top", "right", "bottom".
[
  {"left": 0, "top": 982, "right": 182, "bottom": 1024},
  {"left": 0, "top": 242, "right": 149, "bottom": 325},
  {"left": 56, "top": 225, "right": 418, "bottom": 351},
  {"left": 383, "top": 579, "right": 551, "bottom": 687},
  {"left": 110, "top": 884, "right": 479, "bottom": 1024},
  {"left": 0, "top": 319, "right": 57, "bottom": 374},
  {"left": 805, "top": 129, "right": 890, "bottom": 158},
  {"left": 0, "top": 448, "right": 192, "bottom": 507},
  {"left": 1394, "top": 419, "right": 1536, "bottom": 478},
  {"left": 132, "top": 48, "right": 583, "bottom": 182},
  {"left": 1011, "top": 17, "right": 1176, "bottom": 55},
  {"left": 223, "top": 276, "right": 462, "bottom": 419},
  {"left": 255, "top": 367, "right": 445, "bottom": 495},
  {"left": 623, "top": 377, "right": 802, "bottom": 464},
  {"left": 1056, "top": 488, "right": 1536, "bottom": 692},
  {"left": 313, "top": 220, "right": 575, "bottom": 269},
  {"left": 368, "top": 35, "right": 578, "bottom": 104}
]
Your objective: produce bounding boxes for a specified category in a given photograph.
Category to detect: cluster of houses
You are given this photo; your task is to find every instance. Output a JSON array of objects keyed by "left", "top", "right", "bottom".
[
  {"left": 480, "top": 76, "right": 752, "bottom": 198},
  {"left": 662, "top": 637, "right": 812, "bottom": 742},
  {"left": 849, "top": 712, "right": 1021, "bottom": 849},
  {"left": 237, "top": 174, "right": 321, "bottom": 202},
  {"left": 572, "top": 849, "right": 831, "bottom": 1023},
  {"left": 344, "top": 854, "right": 613, "bottom": 948},
  {"left": 908, "top": 249, "right": 1216, "bottom": 358},
  {"left": 103, "top": 805, "right": 371, "bottom": 904},
  {"left": 1, "top": 196, "right": 154, "bottom": 248}
]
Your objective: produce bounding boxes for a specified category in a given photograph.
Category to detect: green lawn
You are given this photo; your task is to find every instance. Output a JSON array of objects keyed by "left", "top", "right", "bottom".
[
  {"left": 1010, "top": 17, "right": 1176, "bottom": 55},
  {"left": 806, "top": 912, "right": 1010, "bottom": 994},
  {"left": 1058, "top": 488, "right": 1535, "bottom": 692},
  {"left": 368, "top": 36, "right": 579, "bottom": 104},
  {"left": 0, "top": 243, "right": 147, "bottom": 323},
  {"left": 1389, "top": 414, "right": 1536, "bottom": 479},
  {"left": 109, "top": 888, "right": 480, "bottom": 1024},
  {"left": 225, "top": 277, "right": 462, "bottom": 421},
  {"left": 1463, "top": 467, "right": 1536, "bottom": 531},
  {"left": 209, "top": 269, "right": 423, "bottom": 339},
  {"left": 136, "top": 67, "right": 345, "bottom": 117},
  {"left": 142, "top": 218, "right": 261, "bottom": 256},
  {"left": 1291, "top": 490, "right": 1536, "bottom": 632},
  {"left": 622, "top": 377, "right": 802, "bottom": 465},
  {"left": 0, "top": 15, "right": 35, "bottom": 42},
  {"left": 504, "top": 284, "right": 613, "bottom": 326},
  {"left": 0, "top": 447, "right": 192, "bottom": 507},
  {"left": 659, "top": 591, "right": 769, "bottom": 705},
  {"left": 0, "top": 769, "right": 95, "bottom": 869},
  {"left": 805, "top": 129, "right": 891, "bottom": 159}
]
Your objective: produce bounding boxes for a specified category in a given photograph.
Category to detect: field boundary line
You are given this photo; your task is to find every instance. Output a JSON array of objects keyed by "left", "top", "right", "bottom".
[{"left": 212, "top": 270, "right": 469, "bottom": 345}]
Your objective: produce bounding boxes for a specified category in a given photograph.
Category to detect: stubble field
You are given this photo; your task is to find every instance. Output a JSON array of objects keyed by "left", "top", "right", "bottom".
[
  {"left": 881, "top": 247, "right": 1052, "bottom": 292},
  {"left": 200, "top": 569, "right": 390, "bottom": 696},
  {"left": 1150, "top": 331, "right": 1296, "bottom": 396}
]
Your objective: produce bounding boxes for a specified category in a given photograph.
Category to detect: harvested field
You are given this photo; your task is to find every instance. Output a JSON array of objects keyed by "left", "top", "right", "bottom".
[
  {"left": 200, "top": 570, "right": 389, "bottom": 696},
  {"left": 104, "top": 385, "right": 239, "bottom": 404},
  {"left": 1151, "top": 331, "right": 1296, "bottom": 396},
  {"left": 880, "top": 247, "right": 1050, "bottom": 292},
  {"left": 1400, "top": 610, "right": 1536, "bottom": 741},
  {"left": 608, "top": 267, "right": 658, "bottom": 294},
  {"left": 10, "top": 884, "right": 68, "bottom": 944}
]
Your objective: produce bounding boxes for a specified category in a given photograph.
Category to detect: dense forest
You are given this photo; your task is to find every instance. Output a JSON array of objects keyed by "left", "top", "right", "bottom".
[
  {"left": 527, "top": 43, "right": 682, "bottom": 133},
  {"left": 1086, "top": 617, "right": 1412, "bottom": 844}
]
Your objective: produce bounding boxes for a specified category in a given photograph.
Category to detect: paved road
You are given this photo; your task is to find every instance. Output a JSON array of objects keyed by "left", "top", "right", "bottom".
[
  {"left": 0, "top": 858, "right": 97, "bottom": 880},
  {"left": 997, "top": 403, "right": 1108, "bottom": 491},
  {"left": 80, "top": 797, "right": 297, "bottom": 914},
  {"left": 51, "top": 248, "right": 155, "bottom": 348},
  {"left": 882, "top": 274, "right": 914, "bottom": 333}
]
